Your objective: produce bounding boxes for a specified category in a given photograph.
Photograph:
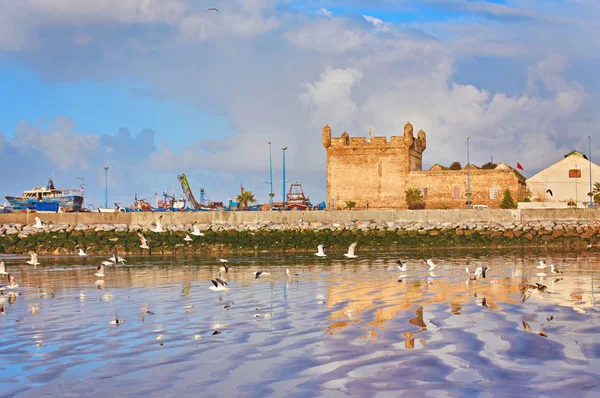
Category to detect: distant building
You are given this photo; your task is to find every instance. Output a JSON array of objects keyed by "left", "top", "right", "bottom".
[
  {"left": 322, "top": 123, "right": 525, "bottom": 209},
  {"left": 526, "top": 150, "right": 599, "bottom": 208}
]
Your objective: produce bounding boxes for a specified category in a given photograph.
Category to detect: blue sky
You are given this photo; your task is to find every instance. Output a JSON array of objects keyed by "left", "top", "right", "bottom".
[{"left": 0, "top": 0, "right": 598, "bottom": 207}]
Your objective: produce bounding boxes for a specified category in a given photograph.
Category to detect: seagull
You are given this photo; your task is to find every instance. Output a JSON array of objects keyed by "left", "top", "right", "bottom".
[
  {"left": 254, "top": 271, "right": 270, "bottom": 279},
  {"left": 546, "top": 189, "right": 553, "bottom": 197},
  {"left": 138, "top": 233, "right": 150, "bottom": 250},
  {"left": 587, "top": 243, "right": 593, "bottom": 250},
  {"left": 101, "top": 260, "right": 113, "bottom": 267},
  {"left": 26, "top": 253, "right": 40, "bottom": 268},
  {"left": 424, "top": 258, "right": 437, "bottom": 271},
  {"left": 78, "top": 248, "right": 87, "bottom": 257},
  {"left": 343, "top": 241, "right": 358, "bottom": 258},
  {"left": 466, "top": 266, "right": 490, "bottom": 280},
  {"left": 184, "top": 234, "right": 193, "bottom": 242},
  {"left": 549, "top": 264, "right": 563, "bottom": 274},
  {"left": 219, "top": 263, "right": 229, "bottom": 274},
  {"left": 209, "top": 279, "right": 228, "bottom": 291},
  {"left": 207, "top": 7, "right": 219, "bottom": 12},
  {"left": 151, "top": 215, "right": 164, "bottom": 233},
  {"left": 117, "top": 256, "right": 126, "bottom": 264},
  {"left": 33, "top": 216, "right": 47, "bottom": 229},
  {"left": 191, "top": 223, "right": 205, "bottom": 236},
  {"left": 0, "top": 274, "right": 19, "bottom": 290},
  {"left": 219, "top": 258, "right": 229, "bottom": 263},
  {"left": 108, "top": 253, "right": 118, "bottom": 263},
  {"left": 522, "top": 321, "right": 548, "bottom": 337},
  {"left": 286, "top": 268, "right": 299, "bottom": 277},
  {"left": 315, "top": 244, "right": 327, "bottom": 258},
  {"left": 0, "top": 261, "right": 6, "bottom": 276},
  {"left": 110, "top": 314, "right": 125, "bottom": 325},
  {"left": 96, "top": 264, "right": 105, "bottom": 278},
  {"left": 537, "top": 260, "right": 547, "bottom": 269},
  {"left": 397, "top": 260, "right": 408, "bottom": 272}
]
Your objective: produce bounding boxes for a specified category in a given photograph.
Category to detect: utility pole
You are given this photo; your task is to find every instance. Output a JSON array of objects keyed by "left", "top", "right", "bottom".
[
  {"left": 268, "top": 140, "right": 273, "bottom": 208},
  {"left": 467, "top": 137, "right": 471, "bottom": 209},
  {"left": 104, "top": 167, "right": 109, "bottom": 208},
  {"left": 281, "top": 146, "right": 288, "bottom": 208}
]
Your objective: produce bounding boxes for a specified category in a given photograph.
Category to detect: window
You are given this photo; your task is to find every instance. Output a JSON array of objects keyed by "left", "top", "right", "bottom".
[
  {"left": 490, "top": 186, "right": 499, "bottom": 200},
  {"left": 453, "top": 187, "right": 460, "bottom": 200},
  {"left": 569, "top": 169, "right": 581, "bottom": 178},
  {"left": 420, "top": 188, "right": 428, "bottom": 200}
]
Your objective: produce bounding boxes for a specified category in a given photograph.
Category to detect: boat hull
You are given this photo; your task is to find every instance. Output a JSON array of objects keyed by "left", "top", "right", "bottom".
[{"left": 5, "top": 195, "right": 84, "bottom": 212}]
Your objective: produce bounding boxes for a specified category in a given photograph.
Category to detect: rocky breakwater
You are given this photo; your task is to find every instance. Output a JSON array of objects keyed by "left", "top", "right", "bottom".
[{"left": 0, "top": 219, "right": 595, "bottom": 255}]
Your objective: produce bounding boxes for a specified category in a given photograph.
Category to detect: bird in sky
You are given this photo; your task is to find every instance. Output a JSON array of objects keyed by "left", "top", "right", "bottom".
[{"left": 207, "top": 7, "right": 219, "bottom": 12}]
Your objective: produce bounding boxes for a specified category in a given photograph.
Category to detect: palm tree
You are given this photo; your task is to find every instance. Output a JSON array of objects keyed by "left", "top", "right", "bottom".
[
  {"left": 236, "top": 190, "right": 257, "bottom": 210},
  {"left": 405, "top": 188, "right": 425, "bottom": 209},
  {"left": 589, "top": 182, "right": 600, "bottom": 204}
]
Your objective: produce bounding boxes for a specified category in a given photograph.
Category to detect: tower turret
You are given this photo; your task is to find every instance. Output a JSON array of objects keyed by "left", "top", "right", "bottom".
[
  {"left": 322, "top": 124, "right": 331, "bottom": 148},
  {"left": 417, "top": 129, "right": 427, "bottom": 151},
  {"left": 403, "top": 122, "right": 414, "bottom": 147}
]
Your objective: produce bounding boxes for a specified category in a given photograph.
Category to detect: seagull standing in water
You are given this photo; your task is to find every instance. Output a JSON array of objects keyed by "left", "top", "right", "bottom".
[
  {"left": 27, "top": 253, "right": 40, "bottom": 268},
  {"left": 78, "top": 248, "right": 87, "bottom": 257},
  {"left": 315, "top": 244, "right": 327, "bottom": 258},
  {"left": 424, "top": 258, "right": 437, "bottom": 271},
  {"left": 0, "top": 261, "right": 7, "bottom": 276},
  {"left": 96, "top": 264, "right": 105, "bottom": 278},
  {"left": 397, "top": 260, "right": 408, "bottom": 272},
  {"left": 138, "top": 233, "right": 150, "bottom": 250},
  {"left": 343, "top": 241, "right": 358, "bottom": 258}
]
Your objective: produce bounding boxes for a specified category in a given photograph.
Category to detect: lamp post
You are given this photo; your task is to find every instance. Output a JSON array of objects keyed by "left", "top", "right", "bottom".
[
  {"left": 467, "top": 136, "right": 471, "bottom": 209},
  {"left": 268, "top": 140, "right": 273, "bottom": 208},
  {"left": 104, "top": 167, "right": 109, "bottom": 208},
  {"left": 590, "top": 135, "right": 593, "bottom": 208},
  {"left": 281, "top": 146, "right": 288, "bottom": 207}
]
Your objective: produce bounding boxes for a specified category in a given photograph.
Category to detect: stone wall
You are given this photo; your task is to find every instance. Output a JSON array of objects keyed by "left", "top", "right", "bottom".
[{"left": 407, "top": 167, "right": 525, "bottom": 209}]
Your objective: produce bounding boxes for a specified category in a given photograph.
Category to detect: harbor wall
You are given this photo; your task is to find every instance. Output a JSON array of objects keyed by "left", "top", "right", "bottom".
[{"left": 0, "top": 208, "right": 598, "bottom": 226}]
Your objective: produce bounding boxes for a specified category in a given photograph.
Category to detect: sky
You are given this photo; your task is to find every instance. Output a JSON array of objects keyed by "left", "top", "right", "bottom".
[{"left": 0, "top": 0, "right": 599, "bottom": 208}]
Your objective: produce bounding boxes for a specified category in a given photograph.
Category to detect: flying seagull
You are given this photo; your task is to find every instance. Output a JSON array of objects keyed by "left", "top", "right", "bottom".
[
  {"left": 209, "top": 279, "right": 228, "bottom": 291},
  {"left": 78, "top": 248, "right": 87, "bottom": 257},
  {"left": 219, "top": 258, "right": 229, "bottom": 263},
  {"left": 0, "top": 261, "right": 6, "bottom": 276},
  {"left": 27, "top": 253, "right": 40, "bottom": 268},
  {"left": 424, "top": 258, "right": 437, "bottom": 271},
  {"left": 151, "top": 215, "right": 164, "bottom": 233},
  {"left": 109, "top": 253, "right": 118, "bottom": 263},
  {"left": 207, "top": 7, "right": 219, "bottom": 12},
  {"left": 138, "top": 233, "right": 150, "bottom": 250},
  {"left": 536, "top": 260, "right": 547, "bottom": 269},
  {"left": 522, "top": 321, "right": 548, "bottom": 337},
  {"left": 219, "top": 263, "right": 229, "bottom": 274},
  {"left": 101, "top": 260, "right": 113, "bottom": 267},
  {"left": 0, "top": 274, "right": 19, "bottom": 290},
  {"left": 397, "top": 260, "right": 408, "bottom": 272},
  {"left": 286, "top": 268, "right": 299, "bottom": 277},
  {"left": 96, "top": 264, "right": 105, "bottom": 278},
  {"left": 549, "top": 264, "right": 563, "bottom": 274},
  {"left": 191, "top": 223, "right": 205, "bottom": 236},
  {"left": 33, "top": 216, "right": 47, "bottom": 229},
  {"left": 253, "top": 271, "right": 270, "bottom": 279},
  {"left": 546, "top": 189, "right": 553, "bottom": 197},
  {"left": 343, "top": 241, "right": 358, "bottom": 258},
  {"left": 315, "top": 244, "right": 327, "bottom": 258},
  {"left": 466, "top": 266, "right": 490, "bottom": 280},
  {"left": 184, "top": 234, "right": 193, "bottom": 242}
]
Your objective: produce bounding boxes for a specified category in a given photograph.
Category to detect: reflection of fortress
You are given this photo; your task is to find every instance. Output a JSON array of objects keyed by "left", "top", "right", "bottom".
[{"left": 322, "top": 123, "right": 526, "bottom": 209}]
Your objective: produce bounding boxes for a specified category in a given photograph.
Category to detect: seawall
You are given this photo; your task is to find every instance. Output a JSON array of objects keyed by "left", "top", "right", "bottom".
[{"left": 0, "top": 209, "right": 597, "bottom": 255}]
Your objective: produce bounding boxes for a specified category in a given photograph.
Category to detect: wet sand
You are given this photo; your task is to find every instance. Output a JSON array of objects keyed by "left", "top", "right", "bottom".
[{"left": 1, "top": 250, "right": 600, "bottom": 397}]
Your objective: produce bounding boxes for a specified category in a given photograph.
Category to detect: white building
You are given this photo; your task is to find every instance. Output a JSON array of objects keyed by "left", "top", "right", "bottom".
[{"left": 525, "top": 150, "right": 599, "bottom": 208}]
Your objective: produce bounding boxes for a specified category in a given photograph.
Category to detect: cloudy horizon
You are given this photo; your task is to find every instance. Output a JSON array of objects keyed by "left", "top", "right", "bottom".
[{"left": 1, "top": 0, "right": 599, "bottom": 208}]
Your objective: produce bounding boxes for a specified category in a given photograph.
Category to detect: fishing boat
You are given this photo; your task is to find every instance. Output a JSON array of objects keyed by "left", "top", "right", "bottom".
[
  {"left": 5, "top": 179, "right": 84, "bottom": 212},
  {"left": 285, "top": 183, "right": 312, "bottom": 210}
]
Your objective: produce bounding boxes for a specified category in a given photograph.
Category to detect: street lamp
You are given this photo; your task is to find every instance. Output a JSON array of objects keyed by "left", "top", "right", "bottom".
[
  {"left": 268, "top": 140, "right": 273, "bottom": 208},
  {"left": 467, "top": 136, "right": 471, "bottom": 209},
  {"left": 590, "top": 135, "right": 593, "bottom": 208},
  {"left": 104, "top": 166, "right": 109, "bottom": 208},
  {"left": 281, "top": 146, "right": 288, "bottom": 207}
]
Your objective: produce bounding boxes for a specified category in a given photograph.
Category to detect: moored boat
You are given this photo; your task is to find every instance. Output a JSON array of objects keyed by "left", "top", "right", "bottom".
[{"left": 5, "top": 179, "right": 84, "bottom": 212}]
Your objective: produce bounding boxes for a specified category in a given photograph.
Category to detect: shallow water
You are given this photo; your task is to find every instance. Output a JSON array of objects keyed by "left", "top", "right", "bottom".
[{"left": 1, "top": 249, "right": 600, "bottom": 397}]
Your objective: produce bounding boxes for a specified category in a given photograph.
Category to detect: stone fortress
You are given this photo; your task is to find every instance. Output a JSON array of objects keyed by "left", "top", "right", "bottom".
[{"left": 322, "top": 122, "right": 526, "bottom": 210}]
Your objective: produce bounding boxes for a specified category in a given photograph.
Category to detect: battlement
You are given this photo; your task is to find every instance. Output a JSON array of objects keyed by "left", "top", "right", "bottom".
[{"left": 322, "top": 122, "right": 427, "bottom": 153}]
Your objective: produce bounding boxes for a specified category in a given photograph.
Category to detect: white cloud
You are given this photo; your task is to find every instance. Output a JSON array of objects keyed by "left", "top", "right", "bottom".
[
  {"left": 363, "top": 15, "right": 391, "bottom": 33},
  {"left": 285, "top": 18, "right": 365, "bottom": 53},
  {"left": 316, "top": 8, "right": 333, "bottom": 18}
]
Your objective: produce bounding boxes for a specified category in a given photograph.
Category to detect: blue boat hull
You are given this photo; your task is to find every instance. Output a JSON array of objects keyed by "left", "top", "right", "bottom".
[{"left": 5, "top": 195, "right": 84, "bottom": 212}]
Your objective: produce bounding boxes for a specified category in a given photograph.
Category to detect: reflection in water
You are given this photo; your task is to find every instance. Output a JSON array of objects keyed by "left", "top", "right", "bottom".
[{"left": 0, "top": 250, "right": 600, "bottom": 396}]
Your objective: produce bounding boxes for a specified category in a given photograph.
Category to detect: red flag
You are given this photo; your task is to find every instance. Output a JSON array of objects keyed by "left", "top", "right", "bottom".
[{"left": 516, "top": 162, "right": 524, "bottom": 171}]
